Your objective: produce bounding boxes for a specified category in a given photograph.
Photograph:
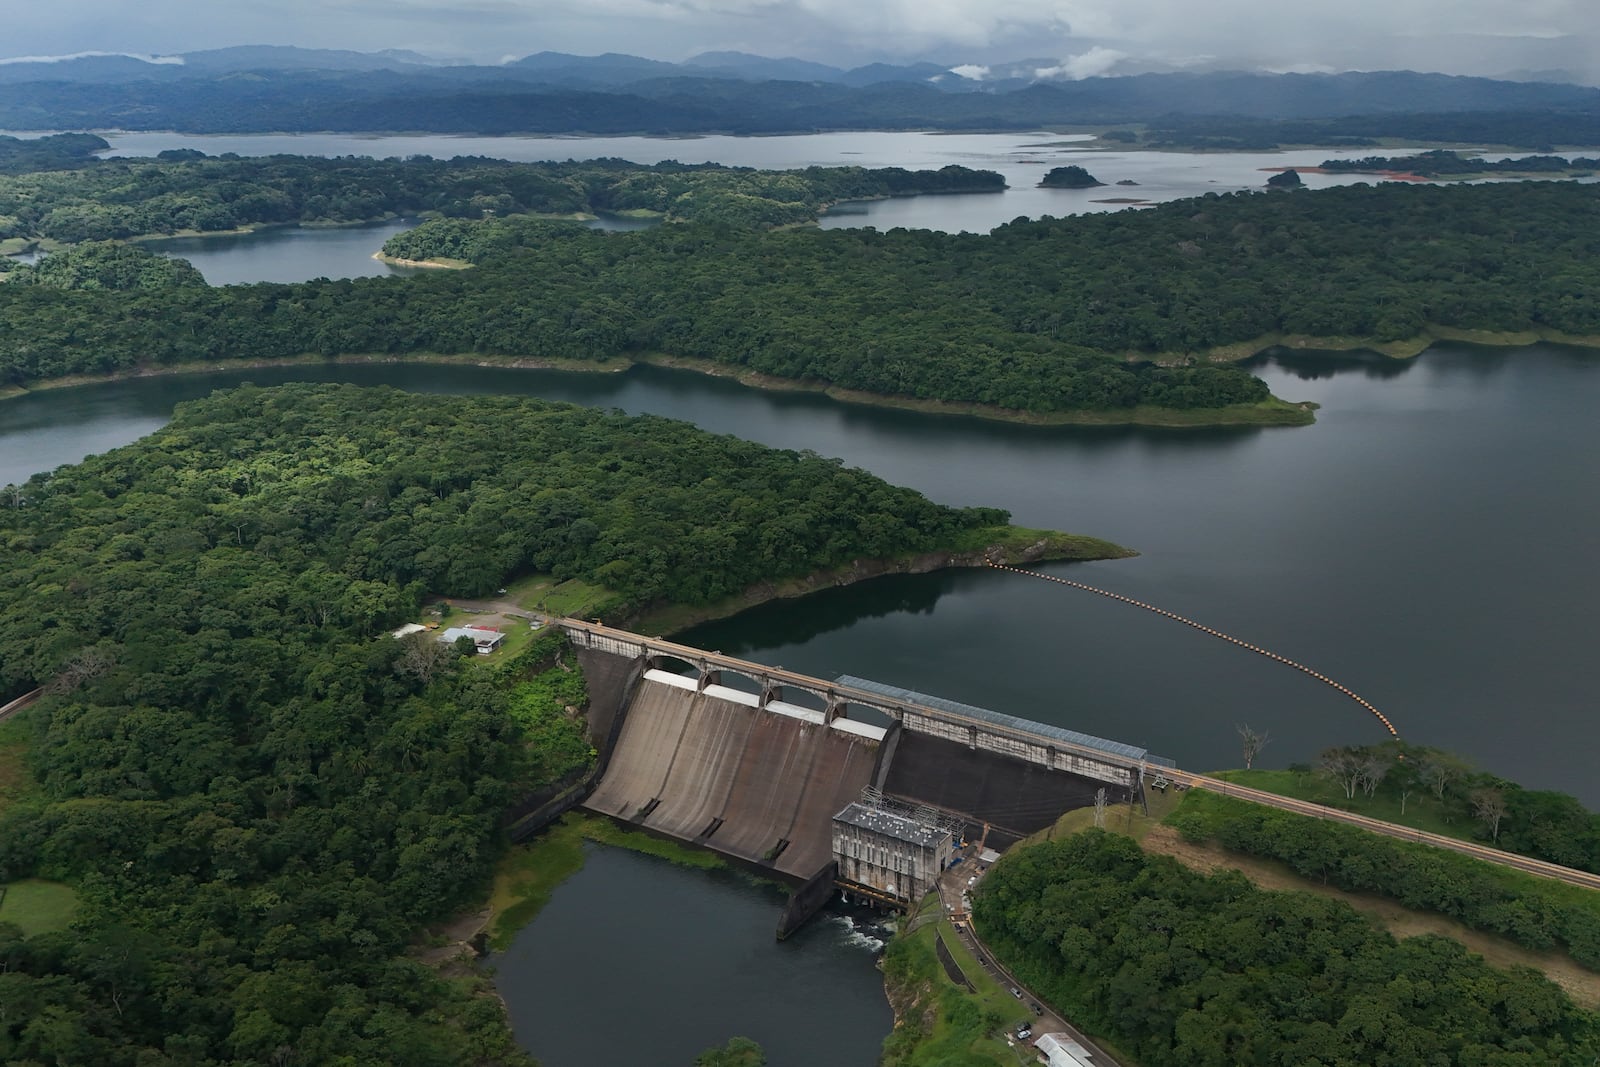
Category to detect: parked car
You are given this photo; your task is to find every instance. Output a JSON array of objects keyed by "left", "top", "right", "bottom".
[{"left": 1010, "top": 986, "right": 1022, "bottom": 999}]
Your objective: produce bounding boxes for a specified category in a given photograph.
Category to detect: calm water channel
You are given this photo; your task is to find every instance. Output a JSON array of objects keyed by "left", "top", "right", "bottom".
[{"left": 494, "top": 845, "right": 892, "bottom": 1066}]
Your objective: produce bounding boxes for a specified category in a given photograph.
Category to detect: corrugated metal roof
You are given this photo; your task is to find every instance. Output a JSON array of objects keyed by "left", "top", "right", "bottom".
[
  {"left": 834, "top": 801, "right": 949, "bottom": 848},
  {"left": 834, "top": 674, "right": 1152, "bottom": 764}
]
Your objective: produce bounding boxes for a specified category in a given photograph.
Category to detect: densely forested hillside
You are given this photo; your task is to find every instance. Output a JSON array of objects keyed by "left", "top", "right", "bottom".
[
  {"left": 2, "top": 241, "right": 205, "bottom": 289},
  {"left": 0, "top": 154, "right": 1002, "bottom": 242},
  {"left": 976, "top": 832, "right": 1600, "bottom": 1066},
  {"left": 4, "top": 180, "right": 1600, "bottom": 420},
  {"left": 0, "top": 382, "right": 1033, "bottom": 1064}
]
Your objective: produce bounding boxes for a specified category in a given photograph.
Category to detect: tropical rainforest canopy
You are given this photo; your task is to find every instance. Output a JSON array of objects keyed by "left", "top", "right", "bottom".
[{"left": 0, "top": 382, "right": 1023, "bottom": 1065}]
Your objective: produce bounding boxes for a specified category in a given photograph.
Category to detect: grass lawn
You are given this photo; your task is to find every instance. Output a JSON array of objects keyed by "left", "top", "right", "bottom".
[
  {"left": 1211, "top": 767, "right": 1472, "bottom": 840},
  {"left": 0, "top": 879, "right": 79, "bottom": 936},
  {"left": 506, "top": 574, "right": 619, "bottom": 620}
]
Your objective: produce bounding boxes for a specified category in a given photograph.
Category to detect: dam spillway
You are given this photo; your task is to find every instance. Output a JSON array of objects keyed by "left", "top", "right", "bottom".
[
  {"left": 565, "top": 619, "right": 1171, "bottom": 922},
  {"left": 584, "top": 671, "right": 881, "bottom": 878}
]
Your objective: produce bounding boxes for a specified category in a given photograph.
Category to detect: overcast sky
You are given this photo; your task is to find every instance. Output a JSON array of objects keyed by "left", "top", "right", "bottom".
[{"left": 6, "top": 0, "right": 1597, "bottom": 81}]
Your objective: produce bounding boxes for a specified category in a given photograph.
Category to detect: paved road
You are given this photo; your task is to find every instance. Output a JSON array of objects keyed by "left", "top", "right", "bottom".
[
  {"left": 0, "top": 688, "right": 41, "bottom": 724},
  {"left": 1166, "top": 769, "right": 1600, "bottom": 891},
  {"left": 935, "top": 861, "right": 1123, "bottom": 1067}
]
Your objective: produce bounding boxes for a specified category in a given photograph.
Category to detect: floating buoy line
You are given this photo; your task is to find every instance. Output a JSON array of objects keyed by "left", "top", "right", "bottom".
[{"left": 987, "top": 562, "right": 1397, "bottom": 737}]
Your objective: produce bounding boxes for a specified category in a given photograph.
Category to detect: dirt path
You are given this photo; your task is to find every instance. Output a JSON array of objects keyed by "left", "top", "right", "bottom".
[{"left": 1141, "top": 825, "right": 1600, "bottom": 1010}]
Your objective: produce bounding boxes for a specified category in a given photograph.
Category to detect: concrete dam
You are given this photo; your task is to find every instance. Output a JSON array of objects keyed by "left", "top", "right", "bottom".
[{"left": 563, "top": 619, "right": 1172, "bottom": 926}]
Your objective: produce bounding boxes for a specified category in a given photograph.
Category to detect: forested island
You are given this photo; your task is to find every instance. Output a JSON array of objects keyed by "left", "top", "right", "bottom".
[
  {"left": 5, "top": 180, "right": 1600, "bottom": 424},
  {"left": 0, "top": 153, "right": 1002, "bottom": 246},
  {"left": 1317, "top": 148, "right": 1600, "bottom": 178},
  {"left": 1039, "top": 165, "right": 1102, "bottom": 188},
  {"left": 0, "top": 382, "right": 1111, "bottom": 1065}
]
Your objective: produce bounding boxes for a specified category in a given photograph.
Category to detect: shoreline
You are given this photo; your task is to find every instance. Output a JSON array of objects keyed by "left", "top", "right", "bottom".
[
  {"left": 6, "top": 327, "right": 1595, "bottom": 420},
  {"left": 371, "top": 251, "right": 470, "bottom": 269},
  {"left": 629, "top": 527, "right": 1137, "bottom": 636},
  {"left": 1173, "top": 324, "right": 1600, "bottom": 365},
  {"left": 0, "top": 350, "right": 1314, "bottom": 427}
]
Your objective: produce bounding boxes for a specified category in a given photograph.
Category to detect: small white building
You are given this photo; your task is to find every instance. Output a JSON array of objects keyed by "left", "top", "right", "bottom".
[
  {"left": 390, "top": 623, "right": 428, "bottom": 639},
  {"left": 438, "top": 626, "right": 506, "bottom": 654},
  {"left": 1035, "top": 1033, "right": 1098, "bottom": 1067}
]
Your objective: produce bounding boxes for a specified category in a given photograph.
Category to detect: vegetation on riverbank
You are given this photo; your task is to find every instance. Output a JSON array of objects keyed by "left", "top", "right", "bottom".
[
  {"left": 632, "top": 526, "right": 1134, "bottom": 635},
  {"left": 879, "top": 898, "right": 1035, "bottom": 1067},
  {"left": 975, "top": 830, "right": 1600, "bottom": 1065},
  {"left": 485, "top": 813, "right": 728, "bottom": 950}
]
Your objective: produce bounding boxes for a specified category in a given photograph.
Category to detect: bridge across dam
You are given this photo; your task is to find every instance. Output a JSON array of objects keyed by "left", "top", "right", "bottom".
[{"left": 565, "top": 619, "right": 1168, "bottom": 888}]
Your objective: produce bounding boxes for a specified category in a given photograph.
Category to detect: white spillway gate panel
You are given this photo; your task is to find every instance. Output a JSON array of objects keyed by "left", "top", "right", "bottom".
[
  {"left": 643, "top": 668, "right": 699, "bottom": 690},
  {"left": 767, "top": 699, "right": 827, "bottom": 725},
  {"left": 703, "top": 683, "right": 760, "bottom": 707},
  {"left": 830, "top": 718, "right": 888, "bottom": 742}
]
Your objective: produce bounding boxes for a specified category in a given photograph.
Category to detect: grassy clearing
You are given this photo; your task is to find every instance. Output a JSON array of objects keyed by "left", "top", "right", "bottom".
[
  {"left": 0, "top": 713, "right": 39, "bottom": 817},
  {"left": 1212, "top": 767, "right": 1469, "bottom": 840},
  {"left": 508, "top": 575, "right": 620, "bottom": 620},
  {"left": 485, "top": 812, "right": 726, "bottom": 950},
  {"left": 0, "top": 879, "right": 79, "bottom": 936}
]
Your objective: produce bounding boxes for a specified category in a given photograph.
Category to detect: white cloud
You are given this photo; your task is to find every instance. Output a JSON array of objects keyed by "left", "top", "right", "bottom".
[
  {"left": 1033, "top": 46, "right": 1126, "bottom": 80},
  {"left": 0, "top": 51, "right": 184, "bottom": 66},
  {"left": 0, "top": 0, "right": 1596, "bottom": 81},
  {"left": 949, "top": 63, "right": 990, "bottom": 80}
]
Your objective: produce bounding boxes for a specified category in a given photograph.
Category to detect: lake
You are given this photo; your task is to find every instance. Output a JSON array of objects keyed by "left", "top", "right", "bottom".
[
  {"left": 4, "top": 346, "right": 1595, "bottom": 805},
  {"left": 5, "top": 129, "right": 1543, "bottom": 285}
]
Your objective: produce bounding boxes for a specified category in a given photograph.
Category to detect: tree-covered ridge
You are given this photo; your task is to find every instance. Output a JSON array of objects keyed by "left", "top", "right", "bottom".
[
  {"left": 1, "top": 240, "right": 205, "bottom": 289},
  {"left": 0, "top": 132, "right": 108, "bottom": 175},
  {"left": 0, "top": 153, "right": 1003, "bottom": 242},
  {"left": 975, "top": 832, "right": 1600, "bottom": 1067},
  {"left": 0, "top": 383, "right": 1010, "bottom": 694},
  {"left": 380, "top": 215, "right": 590, "bottom": 263},
  {"left": 0, "top": 382, "right": 1032, "bottom": 1064},
  {"left": 6, "top": 180, "right": 1600, "bottom": 415},
  {"left": 1167, "top": 791, "right": 1600, "bottom": 971},
  {"left": 1319, "top": 149, "right": 1600, "bottom": 177}
]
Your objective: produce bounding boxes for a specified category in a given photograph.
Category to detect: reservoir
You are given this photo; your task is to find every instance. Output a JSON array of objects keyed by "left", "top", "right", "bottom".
[
  {"left": 3, "top": 344, "right": 1596, "bottom": 804},
  {"left": 6, "top": 129, "right": 1550, "bottom": 285}
]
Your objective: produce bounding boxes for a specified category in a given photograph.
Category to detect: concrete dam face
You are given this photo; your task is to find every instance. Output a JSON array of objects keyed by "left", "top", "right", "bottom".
[
  {"left": 565, "top": 626, "right": 1167, "bottom": 914},
  {"left": 584, "top": 671, "right": 880, "bottom": 879}
]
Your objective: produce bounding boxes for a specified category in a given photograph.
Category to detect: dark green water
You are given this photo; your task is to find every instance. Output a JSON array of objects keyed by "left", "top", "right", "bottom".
[{"left": 492, "top": 845, "right": 892, "bottom": 1067}]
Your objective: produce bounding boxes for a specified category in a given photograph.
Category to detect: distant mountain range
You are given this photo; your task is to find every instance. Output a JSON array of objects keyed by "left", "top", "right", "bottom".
[{"left": 0, "top": 46, "right": 1596, "bottom": 144}]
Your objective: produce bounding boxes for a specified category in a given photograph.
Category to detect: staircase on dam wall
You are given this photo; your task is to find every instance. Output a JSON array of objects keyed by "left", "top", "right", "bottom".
[{"left": 583, "top": 670, "right": 881, "bottom": 879}]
